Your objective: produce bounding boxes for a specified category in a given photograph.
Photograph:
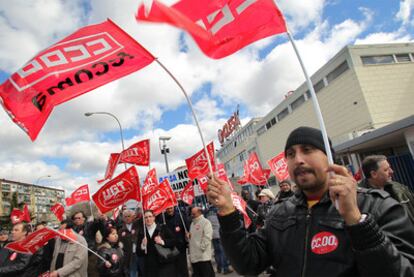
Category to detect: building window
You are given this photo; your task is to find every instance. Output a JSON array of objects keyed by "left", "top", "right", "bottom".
[
  {"left": 266, "top": 121, "right": 272, "bottom": 130},
  {"left": 277, "top": 108, "right": 289, "bottom": 121},
  {"left": 395, "top": 53, "right": 411, "bottom": 63},
  {"left": 291, "top": 95, "right": 305, "bottom": 111},
  {"left": 257, "top": 126, "right": 266, "bottom": 136},
  {"left": 361, "top": 55, "right": 394, "bottom": 65},
  {"left": 313, "top": 79, "right": 325, "bottom": 93},
  {"left": 326, "top": 61, "right": 349, "bottom": 83},
  {"left": 305, "top": 90, "right": 311, "bottom": 99},
  {"left": 270, "top": 117, "right": 276, "bottom": 125}
]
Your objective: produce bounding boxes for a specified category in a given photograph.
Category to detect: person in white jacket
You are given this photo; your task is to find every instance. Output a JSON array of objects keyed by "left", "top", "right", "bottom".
[{"left": 188, "top": 207, "right": 215, "bottom": 277}]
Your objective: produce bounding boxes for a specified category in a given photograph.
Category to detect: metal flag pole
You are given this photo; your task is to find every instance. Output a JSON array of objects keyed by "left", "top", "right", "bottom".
[{"left": 155, "top": 59, "right": 214, "bottom": 177}]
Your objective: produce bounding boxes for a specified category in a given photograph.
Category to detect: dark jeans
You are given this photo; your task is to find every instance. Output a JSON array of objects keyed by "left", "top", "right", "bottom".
[
  {"left": 176, "top": 249, "right": 189, "bottom": 277},
  {"left": 212, "top": 239, "right": 230, "bottom": 272},
  {"left": 192, "top": 261, "right": 215, "bottom": 277}
]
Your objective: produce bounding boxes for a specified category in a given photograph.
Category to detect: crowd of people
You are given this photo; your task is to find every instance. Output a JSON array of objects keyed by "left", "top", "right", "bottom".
[{"left": 1, "top": 126, "right": 414, "bottom": 277}]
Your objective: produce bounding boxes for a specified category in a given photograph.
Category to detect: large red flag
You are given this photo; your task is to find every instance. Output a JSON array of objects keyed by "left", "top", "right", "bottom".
[
  {"left": 98, "top": 153, "right": 120, "bottom": 184},
  {"left": 137, "top": 0, "right": 287, "bottom": 59},
  {"left": 119, "top": 139, "right": 150, "bottom": 166},
  {"left": 267, "top": 151, "right": 290, "bottom": 181},
  {"left": 180, "top": 182, "right": 195, "bottom": 205},
  {"left": 142, "top": 168, "right": 159, "bottom": 196},
  {"left": 51, "top": 203, "right": 65, "bottom": 222},
  {"left": 5, "top": 228, "right": 58, "bottom": 254},
  {"left": 93, "top": 166, "right": 141, "bottom": 214},
  {"left": 185, "top": 142, "right": 216, "bottom": 180},
  {"left": 65, "top": 184, "right": 91, "bottom": 206},
  {"left": 0, "top": 19, "right": 155, "bottom": 140},
  {"left": 245, "top": 152, "right": 268, "bottom": 186},
  {"left": 143, "top": 179, "right": 177, "bottom": 215}
]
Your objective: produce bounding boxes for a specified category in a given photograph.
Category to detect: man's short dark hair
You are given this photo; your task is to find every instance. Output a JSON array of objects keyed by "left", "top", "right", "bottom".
[{"left": 361, "top": 155, "right": 387, "bottom": 178}]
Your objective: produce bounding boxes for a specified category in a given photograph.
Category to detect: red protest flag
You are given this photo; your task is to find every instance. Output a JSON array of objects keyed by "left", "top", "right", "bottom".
[
  {"left": 216, "top": 163, "right": 235, "bottom": 191},
  {"left": 51, "top": 203, "right": 65, "bottom": 222},
  {"left": 246, "top": 152, "right": 268, "bottom": 186},
  {"left": 98, "top": 153, "right": 121, "bottom": 184},
  {"left": 143, "top": 179, "right": 177, "bottom": 215},
  {"left": 10, "top": 208, "right": 24, "bottom": 224},
  {"left": 119, "top": 139, "right": 150, "bottom": 166},
  {"left": 185, "top": 142, "right": 216, "bottom": 180},
  {"left": 22, "top": 204, "right": 31, "bottom": 222},
  {"left": 180, "top": 182, "right": 195, "bottom": 205},
  {"left": 65, "top": 184, "right": 91, "bottom": 206},
  {"left": 137, "top": 0, "right": 287, "bottom": 59},
  {"left": 231, "top": 192, "right": 251, "bottom": 228},
  {"left": 267, "top": 151, "right": 290, "bottom": 181},
  {"left": 93, "top": 166, "right": 141, "bottom": 214},
  {"left": 5, "top": 228, "right": 58, "bottom": 254},
  {"left": 0, "top": 19, "right": 155, "bottom": 141},
  {"left": 143, "top": 168, "right": 159, "bottom": 196}
]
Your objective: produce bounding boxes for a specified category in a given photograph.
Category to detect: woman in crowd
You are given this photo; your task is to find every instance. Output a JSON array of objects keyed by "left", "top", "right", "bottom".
[{"left": 97, "top": 226, "right": 127, "bottom": 277}]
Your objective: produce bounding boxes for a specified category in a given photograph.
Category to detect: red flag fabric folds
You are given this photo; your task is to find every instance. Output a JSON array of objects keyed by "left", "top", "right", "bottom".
[
  {"left": 0, "top": 19, "right": 155, "bottom": 140},
  {"left": 65, "top": 184, "right": 91, "bottom": 206},
  {"left": 231, "top": 192, "right": 251, "bottom": 228},
  {"left": 137, "top": 0, "right": 287, "bottom": 59},
  {"left": 5, "top": 228, "right": 58, "bottom": 254},
  {"left": 267, "top": 151, "right": 290, "bottom": 181},
  {"left": 10, "top": 208, "right": 24, "bottom": 224},
  {"left": 185, "top": 142, "right": 215, "bottom": 180},
  {"left": 98, "top": 153, "right": 120, "bottom": 184},
  {"left": 243, "top": 152, "right": 269, "bottom": 186},
  {"left": 143, "top": 179, "right": 177, "bottom": 215},
  {"left": 143, "top": 168, "right": 159, "bottom": 196},
  {"left": 180, "top": 182, "right": 195, "bottom": 205},
  {"left": 93, "top": 166, "right": 141, "bottom": 214},
  {"left": 119, "top": 139, "right": 150, "bottom": 166},
  {"left": 51, "top": 203, "right": 65, "bottom": 222}
]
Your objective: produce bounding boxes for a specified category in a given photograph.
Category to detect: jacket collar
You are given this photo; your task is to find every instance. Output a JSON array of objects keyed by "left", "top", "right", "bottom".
[{"left": 291, "top": 189, "right": 332, "bottom": 207}]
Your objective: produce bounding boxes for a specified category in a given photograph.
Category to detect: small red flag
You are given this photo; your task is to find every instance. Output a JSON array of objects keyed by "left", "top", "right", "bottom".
[
  {"left": 231, "top": 192, "right": 251, "bottom": 228},
  {"left": 5, "top": 228, "right": 58, "bottom": 254},
  {"left": 180, "top": 182, "right": 195, "bottom": 205},
  {"left": 267, "top": 151, "right": 290, "bottom": 181},
  {"left": 245, "top": 152, "right": 268, "bottom": 186},
  {"left": 51, "top": 203, "right": 65, "bottom": 222},
  {"left": 136, "top": 0, "right": 287, "bottom": 59},
  {"left": 119, "top": 139, "right": 150, "bottom": 166},
  {"left": 98, "top": 153, "right": 120, "bottom": 184},
  {"left": 0, "top": 19, "right": 155, "bottom": 140},
  {"left": 185, "top": 142, "right": 216, "bottom": 180},
  {"left": 65, "top": 184, "right": 91, "bottom": 206},
  {"left": 93, "top": 166, "right": 141, "bottom": 214},
  {"left": 10, "top": 208, "right": 24, "bottom": 224},
  {"left": 22, "top": 204, "right": 31, "bottom": 222},
  {"left": 143, "top": 168, "right": 159, "bottom": 196}
]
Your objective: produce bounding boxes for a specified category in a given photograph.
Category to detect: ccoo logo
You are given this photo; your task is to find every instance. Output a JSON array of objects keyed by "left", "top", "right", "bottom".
[{"left": 311, "top": 231, "right": 338, "bottom": 255}]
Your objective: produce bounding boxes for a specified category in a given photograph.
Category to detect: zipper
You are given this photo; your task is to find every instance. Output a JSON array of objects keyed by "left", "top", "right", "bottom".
[{"left": 301, "top": 208, "right": 312, "bottom": 277}]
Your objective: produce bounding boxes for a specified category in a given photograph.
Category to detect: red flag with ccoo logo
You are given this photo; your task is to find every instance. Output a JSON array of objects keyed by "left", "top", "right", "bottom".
[
  {"left": 185, "top": 142, "right": 215, "bottom": 180},
  {"left": 65, "top": 184, "right": 91, "bottom": 206},
  {"left": 0, "top": 19, "right": 155, "bottom": 140}
]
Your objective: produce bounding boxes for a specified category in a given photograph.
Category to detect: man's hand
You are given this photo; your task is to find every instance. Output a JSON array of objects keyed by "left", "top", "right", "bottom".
[
  {"left": 328, "top": 164, "right": 361, "bottom": 225},
  {"left": 154, "top": 235, "right": 164, "bottom": 245},
  {"left": 141, "top": 237, "right": 147, "bottom": 247},
  {"left": 105, "top": 261, "right": 112, "bottom": 268},
  {"left": 207, "top": 174, "right": 235, "bottom": 216}
]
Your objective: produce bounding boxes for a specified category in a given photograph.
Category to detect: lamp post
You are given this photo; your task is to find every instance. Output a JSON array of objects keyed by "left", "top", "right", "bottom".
[
  {"left": 34, "top": 175, "right": 51, "bottom": 223},
  {"left": 159, "top": 136, "right": 171, "bottom": 173},
  {"left": 85, "top": 111, "right": 126, "bottom": 169}
]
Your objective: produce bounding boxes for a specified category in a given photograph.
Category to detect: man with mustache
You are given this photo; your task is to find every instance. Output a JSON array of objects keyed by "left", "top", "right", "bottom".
[{"left": 207, "top": 126, "right": 414, "bottom": 277}]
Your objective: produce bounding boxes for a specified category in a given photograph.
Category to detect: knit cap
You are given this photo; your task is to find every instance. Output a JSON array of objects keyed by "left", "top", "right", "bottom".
[{"left": 284, "top": 126, "right": 334, "bottom": 157}]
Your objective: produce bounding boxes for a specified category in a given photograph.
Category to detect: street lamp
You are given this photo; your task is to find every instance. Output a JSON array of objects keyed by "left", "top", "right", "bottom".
[
  {"left": 159, "top": 136, "right": 171, "bottom": 173},
  {"left": 85, "top": 111, "right": 127, "bottom": 169},
  {"left": 84, "top": 112, "right": 126, "bottom": 151}
]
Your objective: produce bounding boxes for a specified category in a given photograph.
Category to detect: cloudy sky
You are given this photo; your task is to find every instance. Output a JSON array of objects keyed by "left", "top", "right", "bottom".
[{"left": 0, "top": 0, "right": 413, "bottom": 195}]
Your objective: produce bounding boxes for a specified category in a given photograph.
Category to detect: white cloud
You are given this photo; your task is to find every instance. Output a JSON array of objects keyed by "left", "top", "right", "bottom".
[{"left": 396, "top": 0, "right": 414, "bottom": 26}]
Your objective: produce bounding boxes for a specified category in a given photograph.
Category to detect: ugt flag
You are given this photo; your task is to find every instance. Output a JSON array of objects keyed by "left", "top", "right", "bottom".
[
  {"left": 185, "top": 142, "right": 216, "bottom": 180},
  {"left": 5, "top": 228, "right": 58, "bottom": 254},
  {"left": 0, "top": 19, "right": 155, "bottom": 140},
  {"left": 143, "top": 168, "right": 159, "bottom": 196},
  {"left": 51, "top": 203, "right": 65, "bottom": 222},
  {"left": 143, "top": 179, "right": 177, "bottom": 215},
  {"left": 93, "top": 166, "right": 141, "bottom": 214},
  {"left": 65, "top": 184, "right": 91, "bottom": 206},
  {"left": 119, "top": 139, "right": 150, "bottom": 166},
  {"left": 267, "top": 151, "right": 290, "bottom": 181},
  {"left": 137, "top": 0, "right": 287, "bottom": 59},
  {"left": 98, "top": 153, "right": 121, "bottom": 184}
]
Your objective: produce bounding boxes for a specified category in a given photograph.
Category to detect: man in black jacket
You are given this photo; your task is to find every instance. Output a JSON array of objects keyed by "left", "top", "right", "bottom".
[
  {"left": 0, "top": 222, "right": 43, "bottom": 277},
  {"left": 359, "top": 154, "right": 414, "bottom": 223},
  {"left": 207, "top": 126, "right": 414, "bottom": 277}
]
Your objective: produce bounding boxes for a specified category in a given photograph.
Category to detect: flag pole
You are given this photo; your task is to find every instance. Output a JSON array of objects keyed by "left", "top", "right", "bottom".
[
  {"left": 47, "top": 227, "right": 107, "bottom": 263},
  {"left": 155, "top": 59, "right": 214, "bottom": 177},
  {"left": 286, "top": 31, "right": 334, "bottom": 165}
]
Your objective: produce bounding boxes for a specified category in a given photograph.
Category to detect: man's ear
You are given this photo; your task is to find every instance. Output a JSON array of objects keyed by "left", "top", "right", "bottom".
[{"left": 370, "top": 170, "right": 378, "bottom": 179}]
